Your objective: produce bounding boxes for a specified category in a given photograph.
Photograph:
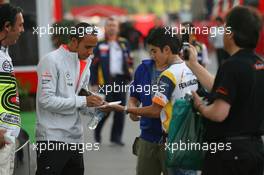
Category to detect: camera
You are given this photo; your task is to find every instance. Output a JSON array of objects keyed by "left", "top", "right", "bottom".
[{"left": 182, "top": 32, "right": 190, "bottom": 61}]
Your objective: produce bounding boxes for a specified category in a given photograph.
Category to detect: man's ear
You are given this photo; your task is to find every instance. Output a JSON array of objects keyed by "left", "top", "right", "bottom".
[
  {"left": 163, "top": 45, "right": 171, "bottom": 54},
  {"left": 71, "top": 37, "right": 79, "bottom": 48},
  {"left": 227, "top": 32, "right": 236, "bottom": 45},
  {"left": 3, "top": 21, "right": 11, "bottom": 32}
]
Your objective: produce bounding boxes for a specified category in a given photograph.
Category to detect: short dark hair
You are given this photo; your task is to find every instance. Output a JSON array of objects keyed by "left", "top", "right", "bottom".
[
  {"left": 215, "top": 16, "right": 224, "bottom": 23},
  {"left": 181, "top": 22, "right": 195, "bottom": 34},
  {"left": 226, "top": 6, "right": 262, "bottom": 49},
  {"left": 147, "top": 27, "right": 182, "bottom": 54},
  {"left": 0, "top": 3, "right": 23, "bottom": 31},
  {"left": 105, "top": 17, "right": 119, "bottom": 25},
  {"left": 181, "top": 22, "right": 194, "bottom": 28},
  {"left": 69, "top": 22, "right": 98, "bottom": 41}
]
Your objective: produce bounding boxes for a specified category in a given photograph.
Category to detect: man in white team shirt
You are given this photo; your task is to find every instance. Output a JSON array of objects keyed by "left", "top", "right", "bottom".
[
  {"left": 100, "top": 27, "right": 199, "bottom": 175},
  {"left": 0, "top": 3, "right": 24, "bottom": 175}
]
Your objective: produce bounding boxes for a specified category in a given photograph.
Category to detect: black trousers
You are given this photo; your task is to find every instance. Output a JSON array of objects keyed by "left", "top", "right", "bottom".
[
  {"left": 202, "top": 137, "right": 264, "bottom": 175},
  {"left": 95, "top": 75, "right": 127, "bottom": 143},
  {"left": 35, "top": 141, "right": 84, "bottom": 175}
]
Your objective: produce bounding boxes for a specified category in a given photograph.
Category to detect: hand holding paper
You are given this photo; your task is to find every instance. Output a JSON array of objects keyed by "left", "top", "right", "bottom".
[{"left": 97, "top": 101, "right": 124, "bottom": 113}]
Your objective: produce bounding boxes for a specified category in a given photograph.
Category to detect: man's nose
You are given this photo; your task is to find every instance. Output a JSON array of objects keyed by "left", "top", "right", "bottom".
[
  {"left": 88, "top": 49, "right": 94, "bottom": 55},
  {"left": 20, "top": 26, "right": 25, "bottom": 33}
]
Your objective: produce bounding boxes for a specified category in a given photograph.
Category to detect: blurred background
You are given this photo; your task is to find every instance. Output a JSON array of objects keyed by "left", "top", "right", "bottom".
[{"left": 0, "top": 0, "right": 263, "bottom": 174}]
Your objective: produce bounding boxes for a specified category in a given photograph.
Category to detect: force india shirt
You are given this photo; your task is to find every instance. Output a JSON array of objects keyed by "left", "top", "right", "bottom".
[
  {"left": 0, "top": 46, "right": 20, "bottom": 137},
  {"left": 152, "top": 62, "right": 198, "bottom": 133}
]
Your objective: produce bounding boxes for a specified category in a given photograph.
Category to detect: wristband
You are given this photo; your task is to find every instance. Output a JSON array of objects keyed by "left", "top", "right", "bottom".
[{"left": 124, "top": 106, "right": 129, "bottom": 114}]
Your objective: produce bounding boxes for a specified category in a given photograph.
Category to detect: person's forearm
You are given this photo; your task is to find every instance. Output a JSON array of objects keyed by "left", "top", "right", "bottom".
[
  {"left": 188, "top": 62, "right": 215, "bottom": 92},
  {"left": 199, "top": 103, "right": 228, "bottom": 122},
  {"left": 127, "top": 104, "right": 160, "bottom": 118},
  {"left": 128, "top": 97, "right": 139, "bottom": 108},
  {"left": 199, "top": 105, "right": 220, "bottom": 122}
]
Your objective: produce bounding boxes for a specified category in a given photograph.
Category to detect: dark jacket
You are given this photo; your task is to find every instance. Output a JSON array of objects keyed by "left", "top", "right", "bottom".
[{"left": 90, "top": 37, "right": 132, "bottom": 85}]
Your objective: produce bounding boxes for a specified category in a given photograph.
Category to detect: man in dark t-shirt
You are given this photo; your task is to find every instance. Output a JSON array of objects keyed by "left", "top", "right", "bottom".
[
  {"left": 186, "top": 6, "right": 264, "bottom": 175},
  {"left": 205, "top": 49, "right": 264, "bottom": 139}
]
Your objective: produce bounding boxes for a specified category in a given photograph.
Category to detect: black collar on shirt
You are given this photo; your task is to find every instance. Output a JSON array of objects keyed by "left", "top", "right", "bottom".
[
  {"left": 231, "top": 48, "right": 254, "bottom": 57},
  {"left": 225, "top": 49, "right": 255, "bottom": 62}
]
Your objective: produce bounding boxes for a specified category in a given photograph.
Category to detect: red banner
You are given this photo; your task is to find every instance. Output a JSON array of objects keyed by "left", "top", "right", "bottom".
[{"left": 53, "top": 0, "right": 63, "bottom": 22}]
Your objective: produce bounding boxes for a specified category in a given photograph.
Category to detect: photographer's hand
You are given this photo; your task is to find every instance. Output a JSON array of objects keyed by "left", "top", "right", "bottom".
[
  {"left": 185, "top": 44, "right": 199, "bottom": 68},
  {"left": 191, "top": 91, "right": 230, "bottom": 122},
  {"left": 191, "top": 91, "right": 204, "bottom": 112}
]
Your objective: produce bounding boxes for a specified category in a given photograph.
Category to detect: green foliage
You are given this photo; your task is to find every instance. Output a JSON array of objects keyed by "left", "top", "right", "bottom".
[{"left": 63, "top": 0, "right": 183, "bottom": 15}]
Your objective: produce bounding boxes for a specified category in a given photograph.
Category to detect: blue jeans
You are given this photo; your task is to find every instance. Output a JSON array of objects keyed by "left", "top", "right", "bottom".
[{"left": 168, "top": 168, "right": 197, "bottom": 175}]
